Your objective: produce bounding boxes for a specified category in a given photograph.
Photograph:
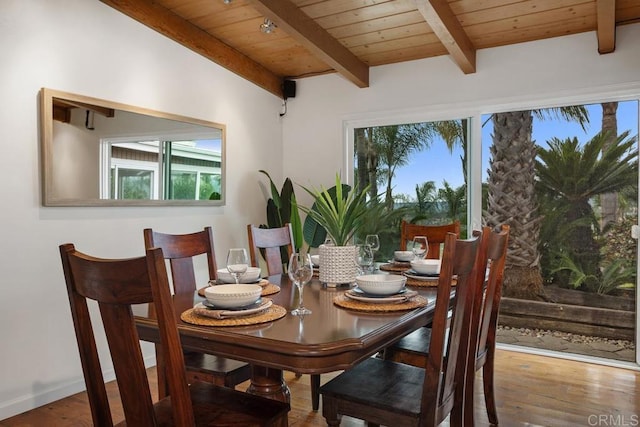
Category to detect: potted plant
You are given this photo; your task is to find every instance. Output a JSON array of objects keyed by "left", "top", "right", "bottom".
[{"left": 298, "top": 174, "right": 370, "bottom": 285}]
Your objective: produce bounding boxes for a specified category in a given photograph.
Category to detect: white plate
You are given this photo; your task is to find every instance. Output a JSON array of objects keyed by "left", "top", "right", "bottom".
[
  {"left": 352, "top": 287, "right": 407, "bottom": 297},
  {"left": 344, "top": 289, "right": 417, "bottom": 304},
  {"left": 194, "top": 299, "right": 273, "bottom": 318},
  {"left": 403, "top": 270, "right": 439, "bottom": 281}
]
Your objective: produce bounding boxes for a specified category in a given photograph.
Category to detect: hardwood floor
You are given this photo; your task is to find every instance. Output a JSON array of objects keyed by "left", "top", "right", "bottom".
[{"left": 2, "top": 349, "right": 638, "bottom": 426}]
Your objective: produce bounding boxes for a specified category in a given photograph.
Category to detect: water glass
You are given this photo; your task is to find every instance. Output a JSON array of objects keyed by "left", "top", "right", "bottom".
[
  {"left": 412, "top": 236, "right": 428, "bottom": 259},
  {"left": 226, "top": 248, "right": 249, "bottom": 284},
  {"left": 365, "top": 234, "right": 380, "bottom": 257},
  {"left": 288, "top": 253, "right": 313, "bottom": 315},
  {"left": 355, "top": 244, "right": 374, "bottom": 275}
]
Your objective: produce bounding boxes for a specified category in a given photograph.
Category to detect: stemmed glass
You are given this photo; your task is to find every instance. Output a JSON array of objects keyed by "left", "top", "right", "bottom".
[
  {"left": 412, "top": 236, "right": 428, "bottom": 259},
  {"left": 365, "top": 234, "right": 380, "bottom": 261},
  {"left": 355, "top": 244, "right": 374, "bottom": 275},
  {"left": 288, "top": 252, "right": 314, "bottom": 316},
  {"left": 226, "top": 248, "right": 249, "bottom": 284}
]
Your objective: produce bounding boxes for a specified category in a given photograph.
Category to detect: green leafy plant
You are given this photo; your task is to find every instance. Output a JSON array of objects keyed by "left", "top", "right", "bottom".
[
  {"left": 298, "top": 174, "right": 370, "bottom": 247},
  {"left": 259, "top": 170, "right": 303, "bottom": 251}
]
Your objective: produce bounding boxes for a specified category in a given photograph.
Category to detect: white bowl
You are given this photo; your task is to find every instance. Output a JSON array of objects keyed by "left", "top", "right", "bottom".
[
  {"left": 204, "top": 284, "right": 262, "bottom": 308},
  {"left": 394, "top": 250, "right": 414, "bottom": 262},
  {"left": 310, "top": 254, "right": 321, "bottom": 267},
  {"left": 217, "top": 266, "right": 261, "bottom": 283},
  {"left": 355, "top": 274, "right": 407, "bottom": 295},
  {"left": 410, "top": 259, "right": 440, "bottom": 275}
]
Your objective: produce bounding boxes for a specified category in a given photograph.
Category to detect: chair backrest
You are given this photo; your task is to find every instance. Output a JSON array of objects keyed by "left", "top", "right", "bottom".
[
  {"left": 473, "top": 224, "right": 510, "bottom": 367},
  {"left": 420, "top": 231, "right": 483, "bottom": 425},
  {"left": 59, "top": 244, "right": 194, "bottom": 427},
  {"left": 247, "top": 224, "right": 294, "bottom": 275},
  {"left": 399, "top": 220, "right": 461, "bottom": 258},
  {"left": 143, "top": 227, "right": 217, "bottom": 294}
]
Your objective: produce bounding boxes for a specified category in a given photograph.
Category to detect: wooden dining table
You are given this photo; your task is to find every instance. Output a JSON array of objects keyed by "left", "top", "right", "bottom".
[{"left": 134, "top": 274, "right": 443, "bottom": 402}]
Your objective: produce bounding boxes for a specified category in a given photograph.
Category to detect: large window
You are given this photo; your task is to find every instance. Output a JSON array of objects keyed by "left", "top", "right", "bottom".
[
  {"left": 348, "top": 98, "right": 639, "bottom": 365},
  {"left": 352, "top": 118, "right": 470, "bottom": 261}
]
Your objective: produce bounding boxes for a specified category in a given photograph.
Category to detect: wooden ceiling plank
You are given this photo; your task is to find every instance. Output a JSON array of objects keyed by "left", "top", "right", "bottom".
[
  {"left": 314, "top": 2, "right": 418, "bottom": 29},
  {"left": 415, "top": 0, "right": 476, "bottom": 74},
  {"left": 99, "top": 0, "right": 284, "bottom": 97},
  {"left": 468, "top": 15, "right": 594, "bottom": 49},
  {"left": 454, "top": 0, "right": 593, "bottom": 27},
  {"left": 464, "top": 3, "right": 596, "bottom": 46},
  {"left": 328, "top": 11, "right": 427, "bottom": 39},
  {"left": 597, "top": 0, "right": 616, "bottom": 53},
  {"left": 248, "top": 0, "right": 369, "bottom": 87}
]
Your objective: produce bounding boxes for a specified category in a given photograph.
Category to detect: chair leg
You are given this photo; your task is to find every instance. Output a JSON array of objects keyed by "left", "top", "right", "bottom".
[
  {"left": 321, "top": 395, "right": 341, "bottom": 427},
  {"left": 483, "top": 351, "right": 499, "bottom": 425},
  {"left": 155, "top": 346, "right": 169, "bottom": 399},
  {"left": 311, "top": 374, "right": 321, "bottom": 411}
]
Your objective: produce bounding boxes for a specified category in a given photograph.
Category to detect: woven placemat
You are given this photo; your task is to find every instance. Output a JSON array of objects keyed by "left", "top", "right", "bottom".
[
  {"left": 180, "top": 304, "right": 287, "bottom": 327},
  {"left": 197, "top": 280, "right": 279, "bottom": 297},
  {"left": 333, "top": 293, "right": 428, "bottom": 312},
  {"left": 404, "top": 275, "right": 457, "bottom": 287},
  {"left": 379, "top": 263, "right": 411, "bottom": 273}
]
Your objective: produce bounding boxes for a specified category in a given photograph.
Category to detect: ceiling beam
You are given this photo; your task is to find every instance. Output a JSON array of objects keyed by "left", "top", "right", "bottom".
[
  {"left": 99, "top": 0, "right": 284, "bottom": 98},
  {"left": 597, "top": 0, "right": 616, "bottom": 54},
  {"left": 415, "top": 0, "right": 476, "bottom": 74},
  {"left": 248, "top": 0, "right": 369, "bottom": 88}
]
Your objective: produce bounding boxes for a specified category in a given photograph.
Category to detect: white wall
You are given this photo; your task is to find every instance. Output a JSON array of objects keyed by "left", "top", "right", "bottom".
[
  {"left": 0, "top": 0, "right": 283, "bottom": 419},
  {"left": 282, "top": 23, "right": 640, "bottom": 211}
]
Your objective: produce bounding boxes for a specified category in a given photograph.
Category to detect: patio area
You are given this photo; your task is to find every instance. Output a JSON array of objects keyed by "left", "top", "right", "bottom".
[{"left": 497, "top": 325, "right": 636, "bottom": 362}]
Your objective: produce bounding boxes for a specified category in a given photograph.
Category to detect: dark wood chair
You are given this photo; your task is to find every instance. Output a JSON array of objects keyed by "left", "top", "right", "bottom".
[
  {"left": 400, "top": 220, "right": 461, "bottom": 258},
  {"left": 144, "top": 227, "right": 251, "bottom": 398},
  {"left": 319, "top": 232, "right": 483, "bottom": 427},
  {"left": 247, "top": 223, "right": 322, "bottom": 410},
  {"left": 59, "top": 243, "right": 290, "bottom": 426},
  {"left": 247, "top": 223, "right": 294, "bottom": 275},
  {"left": 384, "top": 225, "right": 510, "bottom": 426}
]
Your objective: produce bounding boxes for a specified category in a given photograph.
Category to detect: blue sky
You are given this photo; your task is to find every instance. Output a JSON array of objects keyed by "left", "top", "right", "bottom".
[{"left": 388, "top": 101, "right": 639, "bottom": 198}]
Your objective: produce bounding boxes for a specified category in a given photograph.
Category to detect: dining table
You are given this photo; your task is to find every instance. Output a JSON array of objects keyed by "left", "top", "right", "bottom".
[{"left": 134, "top": 272, "right": 446, "bottom": 403}]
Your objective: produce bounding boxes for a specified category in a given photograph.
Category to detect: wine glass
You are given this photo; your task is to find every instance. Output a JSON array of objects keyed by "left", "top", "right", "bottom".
[
  {"left": 355, "top": 244, "right": 374, "bottom": 275},
  {"left": 412, "top": 236, "right": 428, "bottom": 259},
  {"left": 365, "top": 234, "right": 380, "bottom": 260},
  {"left": 288, "top": 253, "right": 314, "bottom": 316},
  {"left": 226, "top": 248, "right": 249, "bottom": 284}
]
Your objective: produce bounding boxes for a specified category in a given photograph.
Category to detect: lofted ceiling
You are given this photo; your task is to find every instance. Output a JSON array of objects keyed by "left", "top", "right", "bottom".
[{"left": 100, "top": 0, "right": 640, "bottom": 98}]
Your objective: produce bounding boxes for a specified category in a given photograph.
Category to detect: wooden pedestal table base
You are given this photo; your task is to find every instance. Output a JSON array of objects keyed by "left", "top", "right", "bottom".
[{"left": 246, "top": 366, "right": 291, "bottom": 403}]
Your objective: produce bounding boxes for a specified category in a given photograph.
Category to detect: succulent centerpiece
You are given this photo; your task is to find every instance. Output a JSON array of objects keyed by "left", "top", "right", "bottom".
[{"left": 298, "top": 174, "right": 370, "bottom": 286}]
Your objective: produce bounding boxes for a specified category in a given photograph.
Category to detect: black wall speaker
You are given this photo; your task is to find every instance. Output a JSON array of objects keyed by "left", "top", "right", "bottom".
[{"left": 282, "top": 80, "right": 296, "bottom": 100}]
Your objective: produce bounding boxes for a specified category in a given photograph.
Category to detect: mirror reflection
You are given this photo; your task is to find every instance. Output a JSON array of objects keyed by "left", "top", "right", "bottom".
[{"left": 40, "top": 88, "right": 225, "bottom": 206}]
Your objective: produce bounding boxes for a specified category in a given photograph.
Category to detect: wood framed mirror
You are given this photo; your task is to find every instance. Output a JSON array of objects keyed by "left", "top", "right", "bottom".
[{"left": 40, "top": 88, "right": 225, "bottom": 206}]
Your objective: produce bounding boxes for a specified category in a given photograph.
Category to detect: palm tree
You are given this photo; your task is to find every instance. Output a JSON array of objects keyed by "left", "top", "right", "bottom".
[
  {"left": 437, "top": 181, "right": 466, "bottom": 222},
  {"left": 371, "top": 124, "right": 433, "bottom": 209},
  {"left": 355, "top": 127, "right": 379, "bottom": 200},
  {"left": 484, "top": 107, "right": 590, "bottom": 299},
  {"left": 600, "top": 102, "right": 619, "bottom": 228},
  {"left": 414, "top": 181, "right": 437, "bottom": 219},
  {"left": 536, "top": 131, "right": 638, "bottom": 280}
]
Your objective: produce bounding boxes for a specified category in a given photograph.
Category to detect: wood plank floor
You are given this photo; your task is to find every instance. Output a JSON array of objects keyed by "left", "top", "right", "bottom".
[{"left": 2, "top": 349, "right": 639, "bottom": 426}]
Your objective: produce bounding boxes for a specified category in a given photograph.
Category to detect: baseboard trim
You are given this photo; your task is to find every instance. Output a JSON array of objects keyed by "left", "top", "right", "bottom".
[{"left": 0, "top": 355, "right": 156, "bottom": 421}]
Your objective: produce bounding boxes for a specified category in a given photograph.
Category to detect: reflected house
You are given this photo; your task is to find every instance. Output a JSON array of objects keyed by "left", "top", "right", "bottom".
[{"left": 108, "top": 139, "right": 222, "bottom": 201}]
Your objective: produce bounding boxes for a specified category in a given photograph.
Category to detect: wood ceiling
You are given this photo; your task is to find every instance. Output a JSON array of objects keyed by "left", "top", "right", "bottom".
[{"left": 100, "top": 0, "right": 640, "bottom": 98}]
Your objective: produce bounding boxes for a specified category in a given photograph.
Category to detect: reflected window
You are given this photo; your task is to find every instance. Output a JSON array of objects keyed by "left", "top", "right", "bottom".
[{"left": 102, "top": 138, "right": 222, "bottom": 200}]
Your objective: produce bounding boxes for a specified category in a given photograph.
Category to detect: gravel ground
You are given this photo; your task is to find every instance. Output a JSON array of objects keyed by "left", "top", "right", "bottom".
[{"left": 497, "top": 325, "right": 636, "bottom": 350}]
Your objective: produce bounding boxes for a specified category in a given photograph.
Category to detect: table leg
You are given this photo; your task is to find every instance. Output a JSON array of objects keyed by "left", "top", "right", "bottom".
[{"left": 246, "top": 365, "right": 291, "bottom": 403}]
